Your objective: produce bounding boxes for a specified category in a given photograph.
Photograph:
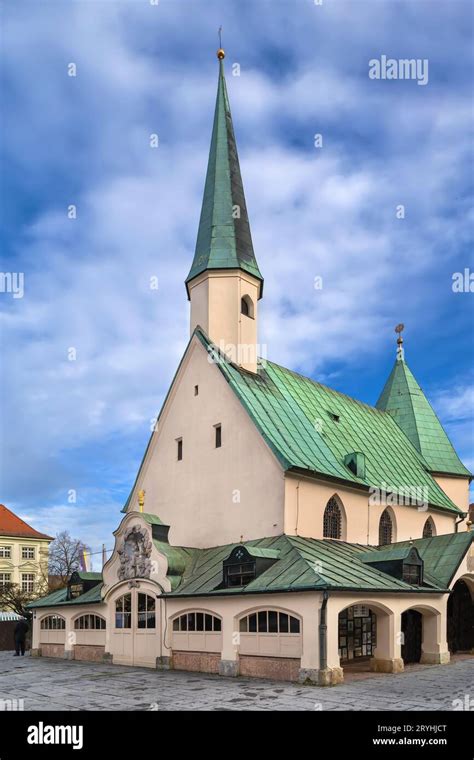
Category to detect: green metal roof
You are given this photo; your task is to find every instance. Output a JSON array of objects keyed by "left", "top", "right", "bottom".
[
  {"left": 363, "top": 531, "right": 473, "bottom": 589},
  {"left": 27, "top": 583, "right": 104, "bottom": 609},
  {"left": 376, "top": 356, "right": 470, "bottom": 477},
  {"left": 185, "top": 58, "right": 263, "bottom": 296},
  {"left": 167, "top": 532, "right": 472, "bottom": 597},
  {"left": 360, "top": 546, "right": 415, "bottom": 563},
  {"left": 73, "top": 572, "right": 102, "bottom": 582},
  {"left": 197, "top": 331, "right": 461, "bottom": 515}
]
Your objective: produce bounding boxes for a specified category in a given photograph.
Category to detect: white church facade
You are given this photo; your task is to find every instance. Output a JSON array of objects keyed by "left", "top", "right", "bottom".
[{"left": 30, "top": 49, "right": 474, "bottom": 685}]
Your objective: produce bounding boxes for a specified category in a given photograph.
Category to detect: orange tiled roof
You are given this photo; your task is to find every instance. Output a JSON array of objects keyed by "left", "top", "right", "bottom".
[{"left": 0, "top": 504, "right": 53, "bottom": 541}]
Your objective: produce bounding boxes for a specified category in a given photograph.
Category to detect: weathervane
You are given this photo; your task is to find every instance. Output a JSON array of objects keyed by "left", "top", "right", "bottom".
[{"left": 395, "top": 323, "right": 405, "bottom": 360}]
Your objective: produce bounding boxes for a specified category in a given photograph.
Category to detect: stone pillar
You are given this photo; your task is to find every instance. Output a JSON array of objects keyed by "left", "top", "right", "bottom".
[
  {"left": 371, "top": 610, "right": 404, "bottom": 673},
  {"left": 64, "top": 616, "right": 75, "bottom": 660},
  {"left": 420, "top": 609, "right": 450, "bottom": 665},
  {"left": 298, "top": 600, "right": 319, "bottom": 684},
  {"left": 219, "top": 609, "right": 239, "bottom": 677}
]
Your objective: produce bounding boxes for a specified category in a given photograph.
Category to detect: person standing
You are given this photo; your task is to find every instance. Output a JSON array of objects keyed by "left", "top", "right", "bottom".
[{"left": 13, "top": 618, "right": 29, "bottom": 656}]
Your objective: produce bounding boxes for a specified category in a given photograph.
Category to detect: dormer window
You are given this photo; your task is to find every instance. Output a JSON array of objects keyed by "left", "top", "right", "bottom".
[{"left": 220, "top": 545, "right": 279, "bottom": 589}]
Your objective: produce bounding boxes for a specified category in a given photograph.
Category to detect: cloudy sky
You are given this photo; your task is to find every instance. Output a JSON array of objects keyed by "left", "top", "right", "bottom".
[{"left": 1, "top": 0, "right": 473, "bottom": 565}]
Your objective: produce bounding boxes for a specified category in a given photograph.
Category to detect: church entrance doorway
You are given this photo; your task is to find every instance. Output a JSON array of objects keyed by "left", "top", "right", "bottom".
[{"left": 112, "top": 589, "right": 159, "bottom": 667}]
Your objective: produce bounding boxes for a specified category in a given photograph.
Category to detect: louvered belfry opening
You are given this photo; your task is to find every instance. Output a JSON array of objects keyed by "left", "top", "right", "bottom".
[{"left": 323, "top": 497, "right": 342, "bottom": 539}]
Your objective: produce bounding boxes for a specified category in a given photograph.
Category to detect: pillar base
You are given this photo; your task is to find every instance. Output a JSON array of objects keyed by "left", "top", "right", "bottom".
[
  {"left": 370, "top": 657, "right": 404, "bottom": 673},
  {"left": 219, "top": 659, "right": 239, "bottom": 677},
  {"left": 298, "top": 668, "right": 344, "bottom": 686},
  {"left": 156, "top": 656, "right": 173, "bottom": 670},
  {"left": 420, "top": 651, "right": 450, "bottom": 665},
  {"left": 102, "top": 652, "right": 113, "bottom": 664},
  {"left": 63, "top": 650, "right": 74, "bottom": 660},
  {"left": 30, "top": 649, "right": 40, "bottom": 658}
]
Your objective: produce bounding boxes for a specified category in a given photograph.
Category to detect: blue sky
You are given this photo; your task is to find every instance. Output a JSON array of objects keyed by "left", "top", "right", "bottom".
[{"left": 1, "top": 0, "right": 473, "bottom": 565}]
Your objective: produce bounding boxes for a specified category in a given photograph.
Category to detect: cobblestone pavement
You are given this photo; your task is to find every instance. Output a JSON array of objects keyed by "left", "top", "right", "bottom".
[{"left": 0, "top": 651, "right": 472, "bottom": 711}]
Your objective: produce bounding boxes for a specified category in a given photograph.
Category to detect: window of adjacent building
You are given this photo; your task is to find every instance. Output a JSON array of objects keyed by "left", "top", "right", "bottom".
[
  {"left": 402, "top": 564, "right": 421, "bottom": 585},
  {"left": 0, "top": 545, "right": 12, "bottom": 559},
  {"left": 177, "top": 438, "right": 183, "bottom": 461},
  {"left": 0, "top": 573, "right": 12, "bottom": 586},
  {"left": 115, "top": 593, "right": 132, "bottom": 629},
  {"left": 215, "top": 424, "right": 222, "bottom": 448},
  {"left": 241, "top": 295, "right": 254, "bottom": 319},
  {"left": 137, "top": 593, "right": 156, "bottom": 629},
  {"left": 21, "top": 546, "right": 35, "bottom": 560},
  {"left": 239, "top": 610, "right": 300, "bottom": 634},
  {"left": 21, "top": 573, "right": 35, "bottom": 593},
  {"left": 422, "top": 517, "right": 435, "bottom": 539},
  {"left": 323, "top": 497, "right": 342, "bottom": 539},
  {"left": 224, "top": 561, "right": 256, "bottom": 588},
  {"left": 173, "top": 612, "right": 222, "bottom": 632},
  {"left": 40, "top": 615, "right": 65, "bottom": 630},
  {"left": 74, "top": 614, "right": 106, "bottom": 630},
  {"left": 379, "top": 509, "right": 393, "bottom": 546}
]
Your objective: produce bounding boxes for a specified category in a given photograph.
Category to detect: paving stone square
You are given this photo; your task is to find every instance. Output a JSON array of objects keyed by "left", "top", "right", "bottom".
[{"left": 0, "top": 651, "right": 473, "bottom": 711}]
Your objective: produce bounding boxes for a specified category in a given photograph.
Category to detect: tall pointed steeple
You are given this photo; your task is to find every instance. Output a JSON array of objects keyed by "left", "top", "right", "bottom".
[
  {"left": 376, "top": 329, "right": 470, "bottom": 477},
  {"left": 186, "top": 49, "right": 263, "bottom": 297},
  {"left": 186, "top": 47, "right": 263, "bottom": 374}
]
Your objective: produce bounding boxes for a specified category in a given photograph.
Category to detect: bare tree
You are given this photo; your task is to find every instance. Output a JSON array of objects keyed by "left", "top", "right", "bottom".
[
  {"left": 0, "top": 582, "right": 37, "bottom": 619},
  {"left": 48, "top": 531, "right": 89, "bottom": 586}
]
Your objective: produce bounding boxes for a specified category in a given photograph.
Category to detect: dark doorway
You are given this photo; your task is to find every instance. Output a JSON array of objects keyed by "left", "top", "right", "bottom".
[
  {"left": 448, "top": 580, "right": 474, "bottom": 653},
  {"left": 401, "top": 610, "right": 422, "bottom": 664}
]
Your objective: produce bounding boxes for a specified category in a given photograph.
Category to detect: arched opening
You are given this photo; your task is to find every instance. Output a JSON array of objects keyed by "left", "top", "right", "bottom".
[
  {"left": 447, "top": 579, "right": 474, "bottom": 653},
  {"left": 323, "top": 496, "right": 343, "bottom": 539},
  {"left": 401, "top": 610, "right": 423, "bottom": 664},
  {"left": 422, "top": 517, "right": 435, "bottom": 538},
  {"left": 338, "top": 604, "right": 377, "bottom": 668},
  {"left": 241, "top": 295, "right": 254, "bottom": 319},
  {"left": 378, "top": 508, "right": 394, "bottom": 546}
]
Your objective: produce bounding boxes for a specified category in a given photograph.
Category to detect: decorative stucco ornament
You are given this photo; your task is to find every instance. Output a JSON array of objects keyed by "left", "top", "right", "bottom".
[{"left": 117, "top": 525, "right": 152, "bottom": 581}]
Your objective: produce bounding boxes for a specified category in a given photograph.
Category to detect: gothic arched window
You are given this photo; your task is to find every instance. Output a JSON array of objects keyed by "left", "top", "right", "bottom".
[
  {"left": 323, "top": 497, "right": 342, "bottom": 539},
  {"left": 422, "top": 517, "right": 435, "bottom": 539},
  {"left": 379, "top": 509, "right": 393, "bottom": 546}
]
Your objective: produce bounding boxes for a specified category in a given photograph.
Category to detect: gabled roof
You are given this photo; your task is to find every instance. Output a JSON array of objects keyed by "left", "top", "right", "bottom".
[
  {"left": 376, "top": 357, "right": 470, "bottom": 477},
  {"left": 185, "top": 56, "right": 263, "bottom": 296},
  {"left": 362, "top": 531, "right": 473, "bottom": 589},
  {"left": 0, "top": 504, "right": 53, "bottom": 541},
  {"left": 195, "top": 331, "right": 461, "bottom": 515}
]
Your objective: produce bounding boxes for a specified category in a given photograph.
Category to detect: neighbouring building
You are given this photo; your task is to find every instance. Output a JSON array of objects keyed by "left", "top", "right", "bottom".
[
  {"left": 0, "top": 504, "right": 53, "bottom": 606},
  {"left": 29, "top": 49, "right": 474, "bottom": 684}
]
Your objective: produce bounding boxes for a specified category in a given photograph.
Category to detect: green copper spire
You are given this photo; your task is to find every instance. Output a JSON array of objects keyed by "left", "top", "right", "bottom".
[
  {"left": 376, "top": 332, "right": 470, "bottom": 477},
  {"left": 185, "top": 51, "right": 263, "bottom": 298}
]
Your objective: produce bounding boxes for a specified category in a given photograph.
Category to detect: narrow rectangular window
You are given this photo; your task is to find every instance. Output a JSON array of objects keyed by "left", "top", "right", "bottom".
[
  {"left": 177, "top": 438, "right": 183, "bottom": 461},
  {"left": 194, "top": 385, "right": 199, "bottom": 396},
  {"left": 215, "top": 424, "right": 222, "bottom": 448}
]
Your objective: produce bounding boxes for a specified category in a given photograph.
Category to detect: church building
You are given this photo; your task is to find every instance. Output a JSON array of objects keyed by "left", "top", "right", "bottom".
[{"left": 30, "top": 49, "right": 474, "bottom": 685}]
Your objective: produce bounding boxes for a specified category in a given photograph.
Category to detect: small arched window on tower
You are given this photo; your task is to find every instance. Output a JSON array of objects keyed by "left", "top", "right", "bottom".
[
  {"left": 323, "top": 497, "right": 342, "bottom": 539},
  {"left": 379, "top": 509, "right": 393, "bottom": 546},
  {"left": 241, "top": 295, "right": 254, "bottom": 319},
  {"left": 422, "top": 517, "right": 435, "bottom": 539}
]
